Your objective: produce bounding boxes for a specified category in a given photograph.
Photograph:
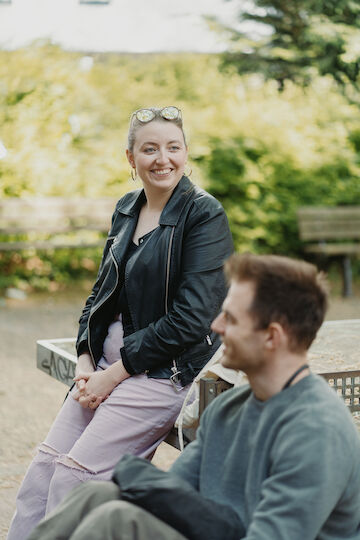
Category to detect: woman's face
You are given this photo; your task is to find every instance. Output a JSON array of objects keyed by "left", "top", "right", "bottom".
[{"left": 126, "top": 121, "right": 188, "bottom": 196}]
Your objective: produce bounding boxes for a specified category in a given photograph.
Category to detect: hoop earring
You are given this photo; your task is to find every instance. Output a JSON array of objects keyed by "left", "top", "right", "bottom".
[
  {"left": 185, "top": 167, "right": 192, "bottom": 177},
  {"left": 130, "top": 167, "right": 137, "bottom": 181}
]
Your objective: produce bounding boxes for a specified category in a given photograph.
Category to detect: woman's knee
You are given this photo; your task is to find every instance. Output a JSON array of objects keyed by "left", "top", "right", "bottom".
[
  {"left": 47, "top": 457, "right": 93, "bottom": 498},
  {"left": 34, "top": 443, "right": 59, "bottom": 465}
]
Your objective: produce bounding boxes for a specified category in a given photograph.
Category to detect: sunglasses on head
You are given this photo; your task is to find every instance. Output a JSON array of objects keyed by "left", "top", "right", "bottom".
[{"left": 131, "top": 106, "right": 182, "bottom": 123}]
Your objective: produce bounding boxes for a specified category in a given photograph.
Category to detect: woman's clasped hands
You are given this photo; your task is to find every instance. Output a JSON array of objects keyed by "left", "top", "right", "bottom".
[{"left": 73, "top": 353, "right": 130, "bottom": 410}]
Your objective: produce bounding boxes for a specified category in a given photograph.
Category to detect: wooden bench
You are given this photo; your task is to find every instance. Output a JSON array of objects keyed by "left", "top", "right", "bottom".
[
  {"left": 297, "top": 206, "right": 360, "bottom": 296},
  {"left": 36, "top": 319, "right": 360, "bottom": 448},
  {"left": 0, "top": 197, "right": 118, "bottom": 251}
]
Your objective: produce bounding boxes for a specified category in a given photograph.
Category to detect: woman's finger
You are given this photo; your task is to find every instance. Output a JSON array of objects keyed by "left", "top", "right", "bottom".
[
  {"left": 88, "top": 396, "right": 102, "bottom": 410},
  {"left": 78, "top": 393, "right": 95, "bottom": 408},
  {"left": 76, "top": 379, "right": 86, "bottom": 392},
  {"left": 73, "top": 372, "right": 91, "bottom": 382}
]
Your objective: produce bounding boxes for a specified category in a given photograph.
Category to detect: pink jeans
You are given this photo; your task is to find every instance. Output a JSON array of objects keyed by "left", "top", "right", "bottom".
[{"left": 8, "top": 317, "right": 190, "bottom": 540}]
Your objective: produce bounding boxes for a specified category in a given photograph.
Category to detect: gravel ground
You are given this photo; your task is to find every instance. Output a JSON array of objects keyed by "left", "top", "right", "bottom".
[{"left": 1, "top": 286, "right": 360, "bottom": 538}]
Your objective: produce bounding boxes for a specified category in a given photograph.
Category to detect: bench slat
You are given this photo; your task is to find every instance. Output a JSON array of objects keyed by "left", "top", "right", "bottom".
[
  {"left": 0, "top": 240, "right": 107, "bottom": 251},
  {"left": 0, "top": 197, "right": 119, "bottom": 251},
  {"left": 298, "top": 224, "right": 360, "bottom": 241},
  {"left": 0, "top": 198, "right": 117, "bottom": 233},
  {"left": 304, "top": 243, "right": 360, "bottom": 255},
  {"left": 297, "top": 206, "right": 360, "bottom": 219}
]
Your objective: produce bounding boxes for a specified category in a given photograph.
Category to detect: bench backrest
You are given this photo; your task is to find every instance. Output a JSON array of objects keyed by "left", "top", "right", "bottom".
[
  {"left": 0, "top": 198, "right": 118, "bottom": 234},
  {"left": 297, "top": 206, "right": 360, "bottom": 242}
]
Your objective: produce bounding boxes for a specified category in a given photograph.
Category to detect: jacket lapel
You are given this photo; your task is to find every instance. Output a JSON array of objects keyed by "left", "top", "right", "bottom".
[{"left": 160, "top": 176, "right": 196, "bottom": 226}]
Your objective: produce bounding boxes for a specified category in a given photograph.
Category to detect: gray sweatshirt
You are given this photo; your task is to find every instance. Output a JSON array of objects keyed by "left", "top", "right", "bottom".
[{"left": 170, "top": 374, "right": 360, "bottom": 539}]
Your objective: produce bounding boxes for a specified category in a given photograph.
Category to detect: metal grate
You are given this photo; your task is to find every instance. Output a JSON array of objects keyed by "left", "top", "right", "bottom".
[
  {"left": 320, "top": 371, "right": 360, "bottom": 412},
  {"left": 199, "top": 372, "right": 360, "bottom": 416},
  {"left": 199, "top": 378, "right": 233, "bottom": 416}
]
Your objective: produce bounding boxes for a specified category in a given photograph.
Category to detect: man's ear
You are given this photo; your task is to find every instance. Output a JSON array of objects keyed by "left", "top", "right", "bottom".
[
  {"left": 264, "top": 322, "right": 287, "bottom": 351},
  {"left": 126, "top": 149, "right": 135, "bottom": 169}
]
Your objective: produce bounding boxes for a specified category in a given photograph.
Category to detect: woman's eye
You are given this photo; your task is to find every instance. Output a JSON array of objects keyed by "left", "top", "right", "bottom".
[
  {"left": 169, "top": 145, "right": 180, "bottom": 151},
  {"left": 144, "top": 147, "right": 156, "bottom": 153}
]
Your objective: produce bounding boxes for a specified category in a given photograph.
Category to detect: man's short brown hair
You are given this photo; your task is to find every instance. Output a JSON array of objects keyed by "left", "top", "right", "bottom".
[{"left": 225, "top": 253, "right": 329, "bottom": 352}]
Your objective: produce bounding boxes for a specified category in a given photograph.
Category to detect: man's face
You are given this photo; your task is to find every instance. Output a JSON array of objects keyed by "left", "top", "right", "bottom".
[{"left": 211, "top": 280, "right": 266, "bottom": 373}]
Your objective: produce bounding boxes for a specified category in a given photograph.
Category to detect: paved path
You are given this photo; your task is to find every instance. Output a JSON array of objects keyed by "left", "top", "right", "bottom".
[{"left": 1, "top": 288, "right": 359, "bottom": 538}]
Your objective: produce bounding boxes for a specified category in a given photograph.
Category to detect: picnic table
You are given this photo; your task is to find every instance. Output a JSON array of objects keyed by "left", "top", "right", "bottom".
[{"left": 37, "top": 319, "right": 360, "bottom": 447}]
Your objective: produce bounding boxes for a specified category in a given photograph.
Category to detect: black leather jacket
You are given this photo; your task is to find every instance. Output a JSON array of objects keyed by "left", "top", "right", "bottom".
[{"left": 76, "top": 176, "right": 233, "bottom": 387}]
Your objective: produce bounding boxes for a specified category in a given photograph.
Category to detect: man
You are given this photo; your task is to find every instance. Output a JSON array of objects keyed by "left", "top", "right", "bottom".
[{"left": 28, "top": 254, "right": 360, "bottom": 540}]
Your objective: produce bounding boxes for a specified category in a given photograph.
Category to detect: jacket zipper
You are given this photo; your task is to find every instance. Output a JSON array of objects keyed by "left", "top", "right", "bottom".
[
  {"left": 87, "top": 247, "right": 119, "bottom": 368},
  {"left": 165, "top": 227, "right": 180, "bottom": 381},
  {"left": 165, "top": 226, "right": 175, "bottom": 316}
]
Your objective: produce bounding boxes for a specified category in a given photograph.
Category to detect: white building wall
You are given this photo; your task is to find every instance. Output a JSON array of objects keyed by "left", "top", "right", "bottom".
[{"left": 0, "top": 0, "right": 238, "bottom": 52}]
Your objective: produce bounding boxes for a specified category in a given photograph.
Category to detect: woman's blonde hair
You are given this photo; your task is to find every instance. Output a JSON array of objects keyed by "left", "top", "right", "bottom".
[{"left": 127, "top": 107, "right": 187, "bottom": 152}]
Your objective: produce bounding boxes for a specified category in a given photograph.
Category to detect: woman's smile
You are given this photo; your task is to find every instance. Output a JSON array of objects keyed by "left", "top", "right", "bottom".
[
  {"left": 151, "top": 167, "right": 173, "bottom": 176},
  {"left": 127, "top": 120, "right": 188, "bottom": 195}
]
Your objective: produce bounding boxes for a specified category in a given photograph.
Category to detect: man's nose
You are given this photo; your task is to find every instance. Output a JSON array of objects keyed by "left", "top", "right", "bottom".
[{"left": 211, "top": 313, "right": 224, "bottom": 335}]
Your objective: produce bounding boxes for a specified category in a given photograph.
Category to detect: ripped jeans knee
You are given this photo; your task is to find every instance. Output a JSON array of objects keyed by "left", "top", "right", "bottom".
[
  {"left": 56, "top": 455, "right": 93, "bottom": 473},
  {"left": 46, "top": 454, "right": 97, "bottom": 514},
  {"left": 38, "top": 443, "right": 95, "bottom": 475},
  {"left": 37, "top": 442, "right": 59, "bottom": 457}
]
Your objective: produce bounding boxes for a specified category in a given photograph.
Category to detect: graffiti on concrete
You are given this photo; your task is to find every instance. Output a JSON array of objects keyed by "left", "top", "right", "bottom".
[{"left": 40, "top": 351, "right": 76, "bottom": 386}]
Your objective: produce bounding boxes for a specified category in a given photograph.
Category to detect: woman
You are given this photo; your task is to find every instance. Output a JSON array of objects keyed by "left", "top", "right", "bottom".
[{"left": 8, "top": 106, "right": 233, "bottom": 539}]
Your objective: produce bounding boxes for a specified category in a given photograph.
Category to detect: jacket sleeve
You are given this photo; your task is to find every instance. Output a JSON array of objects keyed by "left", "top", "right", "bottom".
[
  {"left": 76, "top": 204, "right": 119, "bottom": 356},
  {"left": 112, "top": 454, "right": 245, "bottom": 540},
  {"left": 121, "top": 199, "right": 233, "bottom": 374}
]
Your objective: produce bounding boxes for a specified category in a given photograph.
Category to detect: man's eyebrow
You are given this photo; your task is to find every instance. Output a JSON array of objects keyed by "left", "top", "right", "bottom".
[{"left": 223, "top": 307, "right": 236, "bottom": 322}]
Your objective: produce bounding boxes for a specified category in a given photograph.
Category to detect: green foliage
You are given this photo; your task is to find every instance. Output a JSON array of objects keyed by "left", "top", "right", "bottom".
[
  {"left": 0, "top": 248, "right": 103, "bottom": 292},
  {"left": 204, "top": 139, "right": 360, "bottom": 254},
  {"left": 0, "top": 45, "right": 233, "bottom": 199},
  {"left": 220, "top": 0, "right": 360, "bottom": 94},
  {"left": 1, "top": 44, "right": 360, "bottom": 290},
  {"left": 196, "top": 76, "right": 360, "bottom": 255}
]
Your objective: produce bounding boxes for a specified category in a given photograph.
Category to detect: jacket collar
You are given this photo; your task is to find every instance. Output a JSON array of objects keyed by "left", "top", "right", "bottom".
[{"left": 116, "top": 176, "right": 196, "bottom": 226}]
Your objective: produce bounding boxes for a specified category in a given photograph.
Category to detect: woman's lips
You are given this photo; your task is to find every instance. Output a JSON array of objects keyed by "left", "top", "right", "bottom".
[{"left": 151, "top": 168, "right": 172, "bottom": 176}]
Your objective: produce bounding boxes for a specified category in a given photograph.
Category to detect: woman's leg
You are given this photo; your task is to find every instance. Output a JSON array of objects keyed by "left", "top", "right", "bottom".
[
  {"left": 7, "top": 390, "right": 94, "bottom": 540},
  {"left": 45, "top": 374, "right": 189, "bottom": 514},
  {"left": 8, "top": 316, "right": 123, "bottom": 539}
]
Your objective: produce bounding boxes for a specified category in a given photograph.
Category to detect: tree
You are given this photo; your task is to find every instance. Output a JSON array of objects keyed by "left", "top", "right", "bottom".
[{"left": 218, "top": 0, "right": 360, "bottom": 94}]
